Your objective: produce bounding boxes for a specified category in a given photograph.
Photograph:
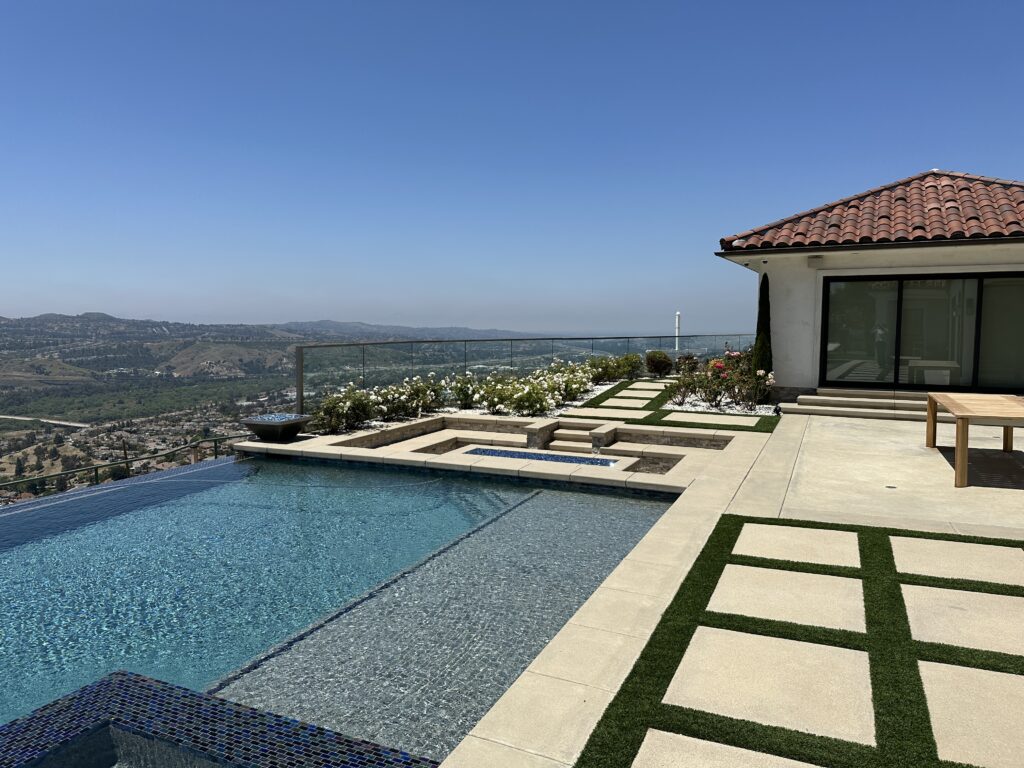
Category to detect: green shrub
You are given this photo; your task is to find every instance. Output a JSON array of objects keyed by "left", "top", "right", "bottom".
[
  {"left": 586, "top": 356, "right": 620, "bottom": 383},
  {"left": 644, "top": 350, "right": 673, "bottom": 377},
  {"left": 675, "top": 354, "right": 700, "bottom": 374},
  {"left": 663, "top": 380, "right": 689, "bottom": 405},
  {"left": 449, "top": 373, "right": 478, "bottom": 409},
  {"left": 676, "top": 349, "right": 774, "bottom": 410},
  {"left": 313, "top": 386, "right": 378, "bottom": 433},
  {"left": 618, "top": 353, "right": 644, "bottom": 380}
]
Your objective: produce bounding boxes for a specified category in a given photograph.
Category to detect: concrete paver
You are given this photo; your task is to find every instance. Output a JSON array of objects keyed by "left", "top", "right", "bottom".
[
  {"left": 664, "top": 412, "right": 763, "bottom": 427},
  {"left": 602, "top": 397, "right": 655, "bottom": 409},
  {"left": 890, "top": 536, "right": 1024, "bottom": 586},
  {"left": 631, "top": 730, "right": 822, "bottom": 768},
  {"left": 663, "top": 627, "right": 875, "bottom": 745},
  {"left": 562, "top": 407, "right": 652, "bottom": 420},
  {"left": 920, "top": 661, "right": 1024, "bottom": 768},
  {"left": 707, "top": 564, "right": 865, "bottom": 631},
  {"left": 733, "top": 523, "right": 861, "bottom": 567},
  {"left": 902, "top": 585, "right": 1024, "bottom": 655}
]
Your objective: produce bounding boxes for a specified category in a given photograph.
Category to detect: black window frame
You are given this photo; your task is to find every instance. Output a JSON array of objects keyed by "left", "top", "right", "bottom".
[{"left": 818, "top": 270, "right": 1024, "bottom": 394}]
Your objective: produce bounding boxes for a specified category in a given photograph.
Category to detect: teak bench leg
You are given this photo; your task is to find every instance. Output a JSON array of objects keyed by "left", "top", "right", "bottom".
[
  {"left": 955, "top": 418, "right": 970, "bottom": 488},
  {"left": 1004, "top": 426, "right": 1014, "bottom": 453},
  {"left": 926, "top": 396, "right": 938, "bottom": 448}
]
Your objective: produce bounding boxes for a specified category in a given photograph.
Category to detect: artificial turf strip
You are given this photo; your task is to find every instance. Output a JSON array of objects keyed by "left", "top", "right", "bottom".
[
  {"left": 565, "top": 411, "right": 778, "bottom": 436},
  {"left": 858, "top": 529, "right": 938, "bottom": 765},
  {"left": 578, "top": 380, "right": 638, "bottom": 407},
  {"left": 572, "top": 514, "right": 1020, "bottom": 768}
]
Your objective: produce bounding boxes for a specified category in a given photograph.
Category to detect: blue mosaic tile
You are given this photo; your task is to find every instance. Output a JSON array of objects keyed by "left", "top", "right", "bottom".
[
  {"left": 0, "top": 672, "right": 438, "bottom": 768},
  {"left": 466, "top": 447, "right": 617, "bottom": 466}
]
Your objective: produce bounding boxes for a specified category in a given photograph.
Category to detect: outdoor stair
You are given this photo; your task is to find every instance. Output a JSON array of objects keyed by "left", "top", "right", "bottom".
[
  {"left": 546, "top": 440, "right": 593, "bottom": 454},
  {"left": 780, "top": 388, "right": 954, "bottom": 423},
  {"left": 551, "top": 429, "right": 591, "bottom": 443}
]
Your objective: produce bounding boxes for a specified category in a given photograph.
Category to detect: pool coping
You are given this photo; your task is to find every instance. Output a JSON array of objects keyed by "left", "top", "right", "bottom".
[
  {"left": 231, "top": 414, "right": 752, "bottom": 497},
  {"left": 436, "top": 419, "right": 772, "bottom": 766}
]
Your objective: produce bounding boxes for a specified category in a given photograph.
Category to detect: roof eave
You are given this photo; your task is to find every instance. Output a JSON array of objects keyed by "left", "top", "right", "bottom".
[{"left": 716, "top": 235, "right": 1024, "bottom": 259}]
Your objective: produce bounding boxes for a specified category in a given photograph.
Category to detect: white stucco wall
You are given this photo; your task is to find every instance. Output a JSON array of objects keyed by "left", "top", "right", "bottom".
[{"left": 724, "top": 241, "right": 1024, "bottom": 391}]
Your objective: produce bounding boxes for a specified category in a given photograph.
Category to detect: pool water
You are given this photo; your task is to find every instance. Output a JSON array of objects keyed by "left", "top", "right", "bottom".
[
  {"left": 465, "top": 447, "right": 617, "bottom": 466},
  {"left": 0, "top": 458, "right": 539, "bottom": 724}
]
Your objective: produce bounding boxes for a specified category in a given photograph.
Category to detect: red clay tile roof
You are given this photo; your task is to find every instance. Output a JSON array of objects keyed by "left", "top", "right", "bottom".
[{"left": 720, "top": 170, "right": 1024, "bottom": 251}]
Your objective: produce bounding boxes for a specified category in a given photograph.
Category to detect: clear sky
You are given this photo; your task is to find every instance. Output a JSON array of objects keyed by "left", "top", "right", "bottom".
[{"left": 2, "top": 1, "right": 1021, "bottom": 334}]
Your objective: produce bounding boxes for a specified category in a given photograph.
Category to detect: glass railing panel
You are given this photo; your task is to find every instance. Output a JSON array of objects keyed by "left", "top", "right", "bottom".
[
  {"left": 409, "top": 341, "right": 466, "bottom": 381},
  {"left": 465, "top": 340, "right": 513, "bottom": 378},
  {"left": 511, "top": 339, "right": 555, "bottom": 376},
  {"left": 592, "top": 338, "right": 629, "bottom": 358},
  {"left": 552, "top": 338, "right": 594, "bottom": 364},
  {"left": 363, "top": 342, "right": 414, "bottom": 388},
  {"left": 302, "top": 345, "right": 363, "bottom": 409}
]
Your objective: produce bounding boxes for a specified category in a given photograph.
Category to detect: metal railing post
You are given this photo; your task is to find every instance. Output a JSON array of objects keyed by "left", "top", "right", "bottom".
[{"left": 295, "top": 346, "right": 304, "bottom": 414}]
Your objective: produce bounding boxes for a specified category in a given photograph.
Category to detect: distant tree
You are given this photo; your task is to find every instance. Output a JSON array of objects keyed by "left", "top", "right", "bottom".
[
  {"left": 49, "top": 446, "right": 59, "bottom": 460},
  {"left": 54, "top": 433, "right": 65, "bottom": 446},
  {"left": 33, "top": 458, "right": 44, "bottom": 472},
  {"left": 752, "top": 273, "right": 773, "bottom": 375},
  {"left": 14, "top": 457, "right": 24, "bottom": 477}
]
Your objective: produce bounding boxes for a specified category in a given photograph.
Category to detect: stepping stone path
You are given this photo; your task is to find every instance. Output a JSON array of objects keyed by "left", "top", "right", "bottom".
[{"left": 647, "top": 520, "right": 1024, "bottom": 767}]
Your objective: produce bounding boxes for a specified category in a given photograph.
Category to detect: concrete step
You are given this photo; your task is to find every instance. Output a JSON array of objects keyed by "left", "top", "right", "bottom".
[
  {"left": 798, "top": 395, "right": 928, "bottom": 412},
  {"left": 552, "top": 429, "right": 591, "bottom": 443},
  {"left": 546, "top": 440, "right": 593, "bottom": 454},
  {"left": 815, "top": 387, "right": 929, "bottom": 401},
  {"left": 780, "top": 403, "right": 954, "bottom": 423}
]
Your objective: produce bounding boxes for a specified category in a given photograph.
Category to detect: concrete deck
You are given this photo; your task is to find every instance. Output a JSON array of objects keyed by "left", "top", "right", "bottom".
[{"left": 441, "top": 414, "right": 1024, "bottom": 767}]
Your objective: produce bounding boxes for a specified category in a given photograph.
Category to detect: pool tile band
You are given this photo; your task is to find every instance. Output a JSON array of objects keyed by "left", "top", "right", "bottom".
[
  {"left": 465, "top": 447, "right": 617, "bottom": 466},
  {"left": 0, "top": 671, "right": 438, "bottom": 768}
]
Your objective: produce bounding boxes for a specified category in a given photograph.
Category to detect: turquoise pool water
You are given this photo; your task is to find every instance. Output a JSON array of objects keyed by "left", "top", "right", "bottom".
[{"left": 0, "top": 457, "right": 541, "bottom": 724}]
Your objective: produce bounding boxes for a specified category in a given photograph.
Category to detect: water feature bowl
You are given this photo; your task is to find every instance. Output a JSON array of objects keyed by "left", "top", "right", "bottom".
[{"left": 240, "top": 413, "right": 312, "bottom": 442}]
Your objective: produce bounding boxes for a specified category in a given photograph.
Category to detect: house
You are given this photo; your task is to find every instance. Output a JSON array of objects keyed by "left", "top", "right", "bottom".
[{"left": 719, "top": 170, "right": 1024, "bottom": 403}]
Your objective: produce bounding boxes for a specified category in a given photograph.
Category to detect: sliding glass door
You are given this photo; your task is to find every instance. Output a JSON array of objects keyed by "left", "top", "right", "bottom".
[
  {"left": 821, "top": 272, "right": 1024, "bottom": 392},
  {"left": 823, "top": 280, "right": 899, "bottom": 384},
  {"left": 977, "top": 276, "right": 1024, "bottom": 388},
  {"left": 897, "top": 278, "right": 977, "bottom": 387}
]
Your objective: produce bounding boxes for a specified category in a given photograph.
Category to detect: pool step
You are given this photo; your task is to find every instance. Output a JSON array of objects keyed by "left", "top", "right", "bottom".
[{"left": 552, "top": 429, "right": 591, "bottom": 443}]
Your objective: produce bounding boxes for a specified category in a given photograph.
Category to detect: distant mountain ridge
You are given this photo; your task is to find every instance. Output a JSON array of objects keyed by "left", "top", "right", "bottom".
[{"left": 0, "top": 313, "right": 528, "bottom": 344}]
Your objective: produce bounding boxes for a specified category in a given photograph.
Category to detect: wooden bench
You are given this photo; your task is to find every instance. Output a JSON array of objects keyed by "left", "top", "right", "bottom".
[{"left": 925, "top": 393, "right": 1024, "bottom": 487}]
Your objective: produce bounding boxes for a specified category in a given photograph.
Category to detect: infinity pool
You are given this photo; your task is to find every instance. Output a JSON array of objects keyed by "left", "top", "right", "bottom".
[{"left": 0, "top": 457, "right": 543, "bottom": 724}]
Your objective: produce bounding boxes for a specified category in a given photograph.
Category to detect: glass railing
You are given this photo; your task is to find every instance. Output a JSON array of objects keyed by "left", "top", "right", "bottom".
[{"left": 297, "top": 334, "right": 754, "bottom": 413}]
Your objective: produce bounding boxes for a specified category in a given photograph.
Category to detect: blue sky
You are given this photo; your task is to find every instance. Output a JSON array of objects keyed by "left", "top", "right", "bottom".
[{"left": 2, "top": 1, "right": 1021, "bottom": 334}]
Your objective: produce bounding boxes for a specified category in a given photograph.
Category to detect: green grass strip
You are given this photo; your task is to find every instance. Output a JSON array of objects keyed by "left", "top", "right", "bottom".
[
  {"left": 898, "top": 573, "right": 1024, "bottom": 598},
  {"left": 858, "top": 529, "right": 938, "bottom": 765},
  {"left": 728, "top": 553, "right": 862, "bottom": 579},
  {"left": 701, "top": 611, "right": 869, "bottom": 653},
  {"left": 914, "top": 640, "right": 1024, "bottom": 676},
  {"left": 619, "top": 410, "right": 780, "bottom": 433},
  {"left": 578, "top": 380, "right": 635, "bottom": 407}
]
